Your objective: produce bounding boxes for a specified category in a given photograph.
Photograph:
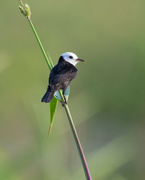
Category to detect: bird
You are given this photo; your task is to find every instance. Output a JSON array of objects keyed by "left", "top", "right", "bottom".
[{"left": 41, "top": 52, "right": 84, "bottom": 104}]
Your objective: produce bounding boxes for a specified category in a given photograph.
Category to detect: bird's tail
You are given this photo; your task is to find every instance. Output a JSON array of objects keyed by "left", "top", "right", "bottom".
[{"left": 41, "top": 85, "right": 54, "bottom": 103}]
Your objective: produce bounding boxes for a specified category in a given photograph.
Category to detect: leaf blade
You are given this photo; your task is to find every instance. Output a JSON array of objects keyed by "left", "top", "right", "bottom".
[{"left": 49, "top": 96, "right": 58, "bottom": 134}]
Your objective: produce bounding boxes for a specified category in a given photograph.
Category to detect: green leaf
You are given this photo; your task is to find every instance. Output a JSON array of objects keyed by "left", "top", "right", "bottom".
[
  {"left": 49, "top": 87, "right": 70, "bottom": 134},
  {"left": 49, "top": 96, "right": 58, "bottom": 134},
  {"left": 54, "top": 86, "right": 70, "bottom": 102}
]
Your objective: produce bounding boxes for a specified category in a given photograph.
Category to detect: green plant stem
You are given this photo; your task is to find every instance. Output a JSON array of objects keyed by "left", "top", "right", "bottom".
[
  {"left": 27, "top": 17, "right": 52, "bottom": 70},
  {"left": 57, "top": 80, "right": 92, "bottom": 180},
  {"left": 28, "top": 16, "right": 92, "bottom": 180},
  {"left": 19, "top": 1, "right": 92, "bottom": 179},
  {"left": 64, "top": 104, "right": 92, "bottom": 180}
]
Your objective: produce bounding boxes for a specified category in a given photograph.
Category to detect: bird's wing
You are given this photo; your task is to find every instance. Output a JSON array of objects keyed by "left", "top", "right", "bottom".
[{"left": 49, "top": 62, "right": 77, "bottom": 85}]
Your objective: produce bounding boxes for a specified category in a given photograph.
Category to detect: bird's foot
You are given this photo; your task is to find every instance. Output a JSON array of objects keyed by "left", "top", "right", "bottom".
[{"left": 61, "top": 100, "right": 67, "bottom": 107}]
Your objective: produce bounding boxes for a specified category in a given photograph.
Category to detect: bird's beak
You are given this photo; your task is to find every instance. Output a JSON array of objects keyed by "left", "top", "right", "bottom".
[{"left": 76, "top": 58, "right": 84, "bottom": 62}]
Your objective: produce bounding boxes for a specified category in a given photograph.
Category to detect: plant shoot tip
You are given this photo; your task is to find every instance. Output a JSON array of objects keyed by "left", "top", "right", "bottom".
[{"left": 19, "top": 3, "right": 31, "bottom": 18}]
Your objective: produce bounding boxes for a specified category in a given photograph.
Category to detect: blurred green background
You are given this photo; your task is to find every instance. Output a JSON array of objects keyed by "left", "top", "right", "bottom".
[{"left": 0, "top": 0, "right": 145, "bottom": 180}]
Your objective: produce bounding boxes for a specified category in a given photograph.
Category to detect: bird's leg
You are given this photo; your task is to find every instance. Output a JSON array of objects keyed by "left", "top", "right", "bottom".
[
  {"left": 61, "top": 96, "right": 67, "bottom": 107},
  {"left": 61, "top": 90, "right": 67, "bottom": 107},
  {"left": 63, "top": 95, "right": 67, "bottom": 104}
]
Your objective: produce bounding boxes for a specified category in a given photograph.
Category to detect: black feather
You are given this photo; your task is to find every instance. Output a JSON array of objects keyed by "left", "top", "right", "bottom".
[
  {"left": 41, "top": 59, "right": 78, "bottom": 103},
  {"left": 41, "top": 86, "right": 54, "bottom": 103}
]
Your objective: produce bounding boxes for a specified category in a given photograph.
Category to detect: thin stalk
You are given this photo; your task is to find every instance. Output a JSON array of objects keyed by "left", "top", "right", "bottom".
[
  {"left": 47, "top": 52, "right": 54, "bottom": 69},
  {"left": 27, "top": 17, "right": 52, "bottom": 71},
  {"left": 64, "top": 104, "right": 92, "bottom": 180},
  {"left": 58, "top": 86, "right": 92, "bottom": 180},
  {"left": 18, "top": 1, "right": 92, "bottom": 179}
]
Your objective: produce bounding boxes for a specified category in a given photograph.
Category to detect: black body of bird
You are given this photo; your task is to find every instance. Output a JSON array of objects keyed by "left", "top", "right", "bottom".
[{"left": 41, "top": 52, "right": 84, "bottom": 103}]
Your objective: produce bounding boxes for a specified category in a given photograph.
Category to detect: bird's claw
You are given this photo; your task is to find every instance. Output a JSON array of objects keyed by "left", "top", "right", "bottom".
[{"left": 61, "top": 100, "right": 67, "bottom": 107}]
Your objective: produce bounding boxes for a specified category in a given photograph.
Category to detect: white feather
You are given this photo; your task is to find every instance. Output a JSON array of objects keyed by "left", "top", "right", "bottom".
[{"left": 61, "top": 52, "right": 79, "bottom": 66}]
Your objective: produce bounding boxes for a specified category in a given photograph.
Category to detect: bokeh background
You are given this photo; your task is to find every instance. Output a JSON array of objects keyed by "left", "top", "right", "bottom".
[{"left": 0, "top": 0, "right": 145, "bottom": 180}]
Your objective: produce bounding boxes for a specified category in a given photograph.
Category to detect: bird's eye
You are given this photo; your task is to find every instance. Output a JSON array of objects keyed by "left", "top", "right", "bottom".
[{"left": 69, "top": 56, "right": 73, "bottom": 59}]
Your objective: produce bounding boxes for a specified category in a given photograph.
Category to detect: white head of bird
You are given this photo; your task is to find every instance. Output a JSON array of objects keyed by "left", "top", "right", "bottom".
[{"left": 61, "top": 52, "right": 84, "bottom": 66}]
